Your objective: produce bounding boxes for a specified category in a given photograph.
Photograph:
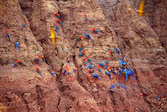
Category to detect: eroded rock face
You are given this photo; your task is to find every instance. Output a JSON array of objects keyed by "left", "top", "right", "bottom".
[
  {"left": 144, "top": 0, "right": 167, "bottom": 53},
  {"left": 0, "top": 0, "right": 167, "bottom": 112}
]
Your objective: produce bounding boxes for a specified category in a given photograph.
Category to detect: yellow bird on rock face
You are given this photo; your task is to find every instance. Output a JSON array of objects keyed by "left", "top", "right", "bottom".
[
  {"left": 50, "top": 26, "right": 56, "bottom": 45},
  {"left": 138, "top": 0, "right": 145, "bottom": 16},
  {"left": 50, "top": 26, "right": 62, "bottom": 46}
]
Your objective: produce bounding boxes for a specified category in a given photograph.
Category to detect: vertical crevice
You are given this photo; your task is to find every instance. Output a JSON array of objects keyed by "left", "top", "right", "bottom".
[
  {"left": 56, "top": 97, "right": 61, "bottom": 112},
  {"left": 21, "top": 93, "right": 30, "bottom": 112},
  {"left": 36, "top": 85, "right": 45, "bottom": 112}
]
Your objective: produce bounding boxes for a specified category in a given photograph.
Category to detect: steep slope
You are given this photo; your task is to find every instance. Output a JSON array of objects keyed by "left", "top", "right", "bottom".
[
  {"left": 0, "top": 0, "right": 167, "bottom": 112},
  {"left": 144, "top": 0, "right": 167, "bottom": 53},
  {"left": 0, "top": 0, "right": 61, "bottom": 112},
  {"left": 97, "top": 0, "right": 167, "bottom": 111}
]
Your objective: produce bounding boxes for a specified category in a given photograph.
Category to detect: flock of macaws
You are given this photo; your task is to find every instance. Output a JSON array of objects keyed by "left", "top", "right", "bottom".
[
  {"left": 4, "top": 2, "right": 165, "bottom": 101},
  {"left": 73, "top": 13, "right": 136, "bottom": 91}
]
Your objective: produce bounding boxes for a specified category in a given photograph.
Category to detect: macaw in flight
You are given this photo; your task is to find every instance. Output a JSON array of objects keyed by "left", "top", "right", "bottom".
[
  {"left": 138, "top": 0, "right": 145, "bottom": 16},
  {"left": 50, "top": 26, "right": 56, "bottom": 45},
  {"left": 110, "top": 83, "right": 127, "bottom": 91}
]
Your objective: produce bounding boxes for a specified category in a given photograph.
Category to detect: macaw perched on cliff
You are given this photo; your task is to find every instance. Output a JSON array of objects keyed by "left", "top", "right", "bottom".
[
  {"left": 42, "top": 56, "right": 45, "bottom": 62},
  {"left": 113, "top": 67, "right": 118, "bottom": 75},
  {"left": 65, "top": 65, "right": 69, "bottom": 71},
  {"left": 138, "top": 0, "right": 145, "bottom": 16},
  {"left": 5, "top": 29, "right": 11, "bottom": 41},
  {"left": 88, "top": 64, "right": 94, "bottom": 69},
  {"left": 76, "top": 38, "right": 81, "bottom": 42},
  {"left": 79, "top": 49, "right": 85, "bottom": 57},
  {"left": 56, "top": 23, "right": 59, "bottom": 34},
  {"left": 83, "top": 57, "right": 86, "bottom": 62},
  {"left": 15, "top": 41, "right": 19, "bottom": 51},
  {"left": 83, "top": 62, "right": 87, "bottom": 66},
  {"left": 12, "top": 59, "right": 20, "bottom": 67},
  {"left": 92, "top": 73, "right": 99, "bottom": 78},
  {"left": 99, "top": 62, "right": 107, "bottom": 69},
  {"left": 79, "top": 53, "right": 84, "bottom": 57},
  {"left": 85, "top": 32, "right": 94, "bottom": 43},
  {"left": 99, "top": 61, "right": 104, "bottom": 67},
  {"left": 88, "top": 69, "right": 94, "bottom": 73},
  {"left": 87, "top": 56, "right": 93, "bottom": 64},
  {"left": 107, "top": 66, "right": 111, "bottom": 72},
  {"left": 65, "top": 65, "right": 71, "bottom": 80},
  {"left": 73, "top": 66, "right": 78, "bottom": 72},
  {"left": 120, "top": 56, "right": 128, "bottom": 66},
  {"left": 48, "top": 68, "right": 55, "bottom": 76},
  {"left": 56, "top": 26, "right": 59, "bottom": 33},
  {"left": 105, "top": 60, "right": 109, "bottom": 66},
  {"left": 79, "top": 47, "right": 84, "bottom": 52},
  {"left": 56, "top": 12, "right": 61, "bottom": 19},
  {"left": 110, "top": 83, "right": 127, "bottom": 91},
  {"left": 34, "top": 58, "right": 40, "bottom": 65},
  {"left": 98, "top": 65, "right": 101, "bottom": 72},
  {"left": 34, "top": 56, "right": 45, "bottom": 65},
  {"left": 113, "top": 48, "right": 120, "bottom": 55},
  {"left": 22, "top": 20, "right": 27, "bottom": 30},
  {"left": 123, "top": 68, "right": 134, "bottom": 81},
  {"left": 92, "top": 73, "right": 102, "bottom": 80},
  {"left": 157, "top": 95, "right": 161, "bottom": 100},
  {"left": 6, "top": 33, "right": 11, "bottom": 41},
  {"left": 119, "top": 67, "right": 123, "bottom": 77},
  {"left": 84, "top": 14, "right": 88, "bottom": 21},
  {"left": 92, "top": 28, "right": 99, "bottom": 33},
  {"left": 105, "top": 70, "right": 112, "bottom": 80},
  {"left": 35, "top": 66, "right": 42, "bottom": 76},
  {"left": 80, "top": 44, "right": 84, "bottom": 47},
  {"left": 76, "top": 37, "right": 83, "bottom": 43},
  {"left": 56, "top": 19, "right": 62, "bottom": 25},
  {"left": 109, "top": 50, "right": 112, "bottom": 55}
]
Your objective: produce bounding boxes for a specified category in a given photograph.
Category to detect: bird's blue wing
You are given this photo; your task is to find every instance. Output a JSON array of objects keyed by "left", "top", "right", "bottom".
[
  {"left": 119, "top": 83, "right": 127, "bottom": 89},
  {"left": 110, "top": 83, "right": 120, "bottom": 90},
  {"left": 110, "top": 84, "right": 117, "bottom": 90}
]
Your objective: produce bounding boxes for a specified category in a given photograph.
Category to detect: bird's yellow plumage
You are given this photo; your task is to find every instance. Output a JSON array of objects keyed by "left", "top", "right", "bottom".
[
  {"left": 138, "top": 0, "right": 145, "bottom": 16},
  {"left": 50, "top": 26, "right": 56, "bottom": 46},
  {"left": 50, "top": 26, "right": 62, "bottom": 46}
]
